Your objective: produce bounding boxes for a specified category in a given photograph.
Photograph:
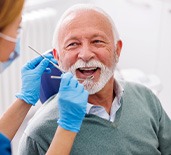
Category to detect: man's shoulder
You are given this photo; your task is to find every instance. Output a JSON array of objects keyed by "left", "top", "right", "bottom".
[
  {"left": 122, "top": 81, "right": 162, "bottom": 115},
  {"left": 123, "top": 81, "right": 156, "bottom": 96}
]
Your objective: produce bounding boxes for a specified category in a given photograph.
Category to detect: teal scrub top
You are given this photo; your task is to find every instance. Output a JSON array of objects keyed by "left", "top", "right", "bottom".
[{"left": 0, "top": 133, "right": 11, "bottom": 155}]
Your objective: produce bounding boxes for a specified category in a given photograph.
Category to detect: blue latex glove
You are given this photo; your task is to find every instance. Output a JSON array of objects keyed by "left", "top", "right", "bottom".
[
  {"left": 16, "top": 54, "right": 55, "bottom": 105},
  {"left": 57, "top": 72, "right": 89, "bottom": 133}
]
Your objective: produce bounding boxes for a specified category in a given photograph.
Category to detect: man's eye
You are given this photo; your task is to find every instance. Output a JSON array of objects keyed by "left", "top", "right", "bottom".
[
  {"left": 67, "top": 42, "right": 78, "bottom": 47},
  {"left": 92, "top": 40, "right": 103, "bottom": 44}
]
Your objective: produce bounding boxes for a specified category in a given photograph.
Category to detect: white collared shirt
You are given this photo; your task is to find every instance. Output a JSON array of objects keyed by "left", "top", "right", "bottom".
[{"left": 86, "top": 79, "right": 124, "bottom": 122}]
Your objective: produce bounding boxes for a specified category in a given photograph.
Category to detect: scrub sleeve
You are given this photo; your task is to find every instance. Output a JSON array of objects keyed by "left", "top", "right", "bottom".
[{"left": 0, "top": 133, "right": 11, "bottom": 155}]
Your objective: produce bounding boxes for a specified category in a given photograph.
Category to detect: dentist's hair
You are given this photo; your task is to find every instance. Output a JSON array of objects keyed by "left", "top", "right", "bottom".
[
  {"left": 0, "top": 0, "right": 24, "bottom": 32},
  {"left": 52, "top": 4, "right": 120, "bottom": 51}
]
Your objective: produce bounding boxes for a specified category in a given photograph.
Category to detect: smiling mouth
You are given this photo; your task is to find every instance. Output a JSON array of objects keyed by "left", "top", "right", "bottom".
[{"left": 77, "top": 67, "right": 99, "bottom": 77}]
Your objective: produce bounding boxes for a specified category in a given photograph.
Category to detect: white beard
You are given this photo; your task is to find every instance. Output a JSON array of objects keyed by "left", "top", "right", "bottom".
[{"left": 68, "top": 59, "right": 116, "bottom": 94}]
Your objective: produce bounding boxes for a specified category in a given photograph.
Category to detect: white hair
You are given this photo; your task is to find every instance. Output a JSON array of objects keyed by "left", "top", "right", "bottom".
[{"left": 52, "top": 3, "right": 120, "bottom": 51}]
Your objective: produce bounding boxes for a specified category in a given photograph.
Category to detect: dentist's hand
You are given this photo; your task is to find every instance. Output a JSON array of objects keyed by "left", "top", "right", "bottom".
[
  {"left": 57, "top": 72, "right": 88, "bottom": 133},
  {"left": 16, "top": 54, "right": 56, "bottom": 105}
]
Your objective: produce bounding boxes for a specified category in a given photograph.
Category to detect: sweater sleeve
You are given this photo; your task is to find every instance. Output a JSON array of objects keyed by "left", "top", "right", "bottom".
[
  {"left": 158, "top": 105, "right": 171, "bottom": 154},
  {"left": 128, "top": 82, "right": 171, "bottom": 154},
  {"left": 146, "top": 87, "right": 171, "bottom": 154},
  {"left": 0, "top": 133, "right": 11, "bottom": 155},
  {"left": 18, "top": 133, "right": 45, "bottom": 155}
]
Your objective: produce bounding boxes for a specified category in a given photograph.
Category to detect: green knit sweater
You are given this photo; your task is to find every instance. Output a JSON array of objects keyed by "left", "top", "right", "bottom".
[{"left": 18, "top": 82, "right": 171, "bottom": 155}]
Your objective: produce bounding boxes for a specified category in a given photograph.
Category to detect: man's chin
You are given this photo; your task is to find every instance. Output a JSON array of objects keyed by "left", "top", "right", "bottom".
[
  {"left": 83, "top": 81, "right": 104, "bottom": 95},
  {"left": 83, "top": 71, "right": 114, "bottom": 94}
]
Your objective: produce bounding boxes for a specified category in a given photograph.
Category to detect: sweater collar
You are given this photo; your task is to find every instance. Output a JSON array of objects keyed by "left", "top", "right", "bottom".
[{"left": 86, "top": 78, "right": 124, "bottom": 114}]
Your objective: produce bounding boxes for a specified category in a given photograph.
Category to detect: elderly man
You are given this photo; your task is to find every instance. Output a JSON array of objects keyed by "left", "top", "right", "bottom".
[{"left": 18, "top": 4, "right": 171, "bottom": 155}]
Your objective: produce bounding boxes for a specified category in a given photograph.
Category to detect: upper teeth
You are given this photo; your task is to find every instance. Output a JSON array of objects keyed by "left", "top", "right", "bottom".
[{"left": 79, "top": 67, "right": 97, "bottom": 71}]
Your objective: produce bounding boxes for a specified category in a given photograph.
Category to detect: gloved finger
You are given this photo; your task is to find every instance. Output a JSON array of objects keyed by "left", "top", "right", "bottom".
[
  {"left": 51, "top": 58, "right": 57, "bottom": 64},
  {"left": 42, "top": 53, "right": 58, "bottom": 68},
  {"left": 82, "top": 89, "right": 89, "bottom": 100},
  {"left": 43, "top": 53, "right": 53, "bottom": 59},
  {"left": 47, "top": 58, "right": 58, "bottom": 69},
  {"left": 35, "top": 59, "right": 50, "bottom": 74},
  {"left": 77, "top": 83, "right": 85, "bottom": 93},
  {"left": 69, "top": 78, "right": 78, "bottom": 88},
  {"left": 60, "top": 72, "right": 73, "bottom": 87},
  {"left": 43, "top": 53, "right": 57, "bottom": 64},
  {"left": 27, "top": 56, "right": 44, "bottom": 69},
  {"left": 44, "top": 68, "right": 51, "bottom": 73}
]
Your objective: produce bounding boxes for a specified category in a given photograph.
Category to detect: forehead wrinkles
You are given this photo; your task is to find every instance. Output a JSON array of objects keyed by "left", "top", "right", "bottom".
[
  {"left": 62, "top": 32, "right": 110, "bottom": 45},
  {"left": 58, "top": 10, "right": 114, "bottom": 42}
]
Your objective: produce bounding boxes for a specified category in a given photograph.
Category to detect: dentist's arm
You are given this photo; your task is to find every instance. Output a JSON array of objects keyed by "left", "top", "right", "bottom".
[
  {"left": 0, "top": 55, "right": 53, "bottom": 140},
  {"left": 46, "top": 72, "right": 88, "bottom": 155},
  {"left": 46, "top": 127, "right": 77, "bottom": 155}
]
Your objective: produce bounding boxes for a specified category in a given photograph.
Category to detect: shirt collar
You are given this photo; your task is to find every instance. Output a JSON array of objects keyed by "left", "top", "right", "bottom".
[{"left": 86, "top": 78, "right": 124, "bottom": 114}]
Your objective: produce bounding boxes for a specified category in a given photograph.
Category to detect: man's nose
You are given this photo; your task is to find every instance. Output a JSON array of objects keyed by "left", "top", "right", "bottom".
[{"left": 78, "top": 43, "right": 95, "bottom": 62}]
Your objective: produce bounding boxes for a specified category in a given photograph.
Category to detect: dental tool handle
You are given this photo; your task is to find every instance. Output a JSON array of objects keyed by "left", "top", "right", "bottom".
[
  {"left": 28, "top": 46, "right": 65, "bottom": 73},
  {"left": 51, "top": 75, "right": 94, "bottom": 81}
]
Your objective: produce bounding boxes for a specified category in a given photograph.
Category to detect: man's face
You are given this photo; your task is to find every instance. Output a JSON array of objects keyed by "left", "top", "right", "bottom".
[{"left": 57, "top": 10, "right": 118, "bottom": 94}]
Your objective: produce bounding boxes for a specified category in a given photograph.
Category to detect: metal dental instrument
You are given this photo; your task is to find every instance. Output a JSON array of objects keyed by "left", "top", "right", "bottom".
[
  {"left": 28, "top": 46, "right": 64, "bottom": 73},
  {"left": 51, "top": 75, "right": 94, "bottom": 81}
]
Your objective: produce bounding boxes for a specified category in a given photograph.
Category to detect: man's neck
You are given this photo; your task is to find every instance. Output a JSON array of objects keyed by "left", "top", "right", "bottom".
[{"left": 88, "top": 78, "right": 115, "bottom": 114}]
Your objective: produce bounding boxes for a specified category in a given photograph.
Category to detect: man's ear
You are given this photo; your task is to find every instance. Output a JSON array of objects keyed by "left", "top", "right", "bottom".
[
  {"left": 115, "top": 40, "right": 122, "bottom": 57},
  {"left": 52, "top": 48, "right": 59, "bottom": 61}
]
